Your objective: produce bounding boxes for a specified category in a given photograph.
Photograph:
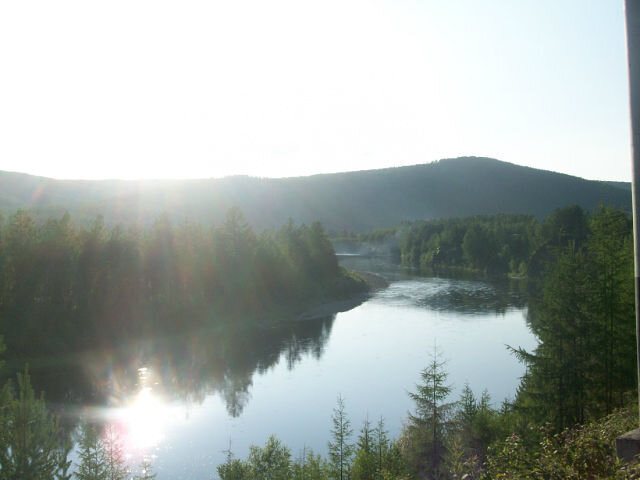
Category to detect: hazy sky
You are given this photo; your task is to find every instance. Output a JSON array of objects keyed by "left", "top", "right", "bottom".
[{"left": 0, "top": 1, "right": 633, "bottom": 181}]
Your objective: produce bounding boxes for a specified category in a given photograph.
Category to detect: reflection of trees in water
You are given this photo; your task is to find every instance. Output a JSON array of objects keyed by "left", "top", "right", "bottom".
[
  {"left": 218, "top": 373, "right": 253, "bottom": 418},
  {"left": 416, "top": 279, "right": 527, "bottom": 315},
  {"left": 207, "top": 315, "right": 335, "bottom": 416},
  {"left": 28, "top": 314, "right": 337, "bottom": 418}
]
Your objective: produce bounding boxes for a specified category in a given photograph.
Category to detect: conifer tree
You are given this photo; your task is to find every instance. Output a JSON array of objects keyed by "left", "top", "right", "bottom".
[
  {"left": 102, "top": 424, "right": 128, "bottom": 480},
  {"left": 328, "top": 395, "right": 354, "bottom": 480},
  {"left": 512, "top": 242, "right": 592, "bottom": 429},
  {"left": 351, "top": 416, "right": 376, "bottom": 480},
  {"left": 404, "top": 346, "right": 455, "bottom": 478},
  {"left": 372, "top": 417, "right": 389, "bottom": 479},
  {"left": 133, "top": 458, "right": 157, "bottom": 480},
  {"left": 586, "top": 206, "right": 635, "bottom": 412},
  {"left": 75, "top": 424, "right": 109, "bottom": 480},
  {"left": 0, "top": 367, "right": 65, "bottom": 480},
  {"left": 291, "top": 446, "right": 329, "bottom": 480}
]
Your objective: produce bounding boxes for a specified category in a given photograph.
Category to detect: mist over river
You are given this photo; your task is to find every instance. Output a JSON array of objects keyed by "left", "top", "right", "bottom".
[{"left": 65, "top": 257, "right": 537, "bottom": 479}]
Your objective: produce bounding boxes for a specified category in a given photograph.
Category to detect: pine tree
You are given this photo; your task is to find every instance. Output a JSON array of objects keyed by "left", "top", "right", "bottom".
[
  {"left": 328, "top": 395, "right": 355, "bottom": 480},
  {"left": 55, "top": 441, "right": 73, "bottom": 480},
  {"left": 0, "top": 367, "right": 65, "bottom": 480}
]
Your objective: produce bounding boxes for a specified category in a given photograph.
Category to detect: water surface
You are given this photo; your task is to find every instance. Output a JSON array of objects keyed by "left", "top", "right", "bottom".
[{"left": 69, "top": 258, "right": 537, "bottom": 478}]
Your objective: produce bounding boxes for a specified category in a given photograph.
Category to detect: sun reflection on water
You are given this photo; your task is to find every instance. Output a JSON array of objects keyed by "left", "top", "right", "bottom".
[
  {"left": 102, "top": 366, "right": 180, "bottom": 457},
  {"left": 122, "top": 386, "right": 165, "bottom": 449}
]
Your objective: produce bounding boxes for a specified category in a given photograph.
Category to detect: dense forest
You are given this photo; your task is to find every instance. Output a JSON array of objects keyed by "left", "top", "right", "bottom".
[
  {"left": 0, "top": 158, "right": 630, "bottom": 232},
  {"left": 0, "top": 208, "right": 366, "bottom": 376},
  {"left": 399, "top": 213, "right": 538, "bottom": 275},
  {"left": 335, "top": 205, "right": 626, "bottom": 280}
]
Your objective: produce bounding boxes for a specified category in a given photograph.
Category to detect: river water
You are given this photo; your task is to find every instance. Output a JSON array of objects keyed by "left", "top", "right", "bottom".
[{"left": 68, "top": 257, "right": 537, "bottom": 478}]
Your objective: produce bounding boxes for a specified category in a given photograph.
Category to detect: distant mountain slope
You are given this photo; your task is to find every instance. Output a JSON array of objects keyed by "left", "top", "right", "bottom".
[
  {"left": 604, "top": 180, "right": 631, "bottom": 191},
  {"left": 0, "top": 157, "right": 631, "bottom": 231}
]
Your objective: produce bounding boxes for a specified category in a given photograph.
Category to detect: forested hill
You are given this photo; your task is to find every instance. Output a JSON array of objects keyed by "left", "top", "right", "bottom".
[{"left": 0, "top": 157, "right": 630, "bottom": 231}]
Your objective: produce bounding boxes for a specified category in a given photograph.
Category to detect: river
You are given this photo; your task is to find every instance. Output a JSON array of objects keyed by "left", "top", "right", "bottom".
[{"left": 67, "top": 256, "right": 537, "bottom": 478}]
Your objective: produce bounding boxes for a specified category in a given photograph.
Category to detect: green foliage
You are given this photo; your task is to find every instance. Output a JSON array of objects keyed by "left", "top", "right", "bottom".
[
  {"left": 486, "top": 408, "right": 640, "bottom": 479},
  {"left": 400, "top": 213, "right": 539, "bottom": 275},
  {"left": 291, "top": 447, "right": 329, "bottom": 480},
  {"left": 402, "top": 347, "right": 456, "bottom": 478},
  {"left": 246, "top": 436, "right": 292, "bottom": 480},
  {"left": 217, "top": 451, "right": 252, "bottom": 480},
  {"left": 0, "top": 367, "right": 69, "bottom": 480},
  {"left": 513, "top": 206, "right": 635, "bottom": 429},
  {"left": 372, "top": 417, "right": 390, "bottom": 476},
  {"left": 328, "top": 395, "right": 355, "bottom": 480},
  {"left": 351, "top": 449, "right": 377, "bottom": 480},
  {"left": 0, "top": 209, "right": 366, "bottom": 368},
  {"left": 74, "top": 423, "right": 128, "bottom": 480},
  {"left": 351, "top": 417, "right": 376, "bottom": 480},
  {"left": 75, "top": 424, "right": 109, "bottom": 480}
]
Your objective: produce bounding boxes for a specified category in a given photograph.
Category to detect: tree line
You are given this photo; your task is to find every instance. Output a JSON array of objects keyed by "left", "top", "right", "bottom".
[
  {"left": 334, "top": 206, "right": 629, "bottom": 280},
  {"left": 0, "top": 208, "right": 366, "bottom": 368},
  {"left": 400, "top": 213, "right": 539, "bottom": 275}
]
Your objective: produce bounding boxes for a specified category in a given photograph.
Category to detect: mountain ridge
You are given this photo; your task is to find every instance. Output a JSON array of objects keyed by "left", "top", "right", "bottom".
[{"left": 0, "top": 157, "right": 631, "bottom": 231}]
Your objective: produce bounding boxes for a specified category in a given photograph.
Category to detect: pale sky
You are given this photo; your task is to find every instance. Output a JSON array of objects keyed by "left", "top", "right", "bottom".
[{"left": 0, "top": 1, "right": 633, "bottom": 181}]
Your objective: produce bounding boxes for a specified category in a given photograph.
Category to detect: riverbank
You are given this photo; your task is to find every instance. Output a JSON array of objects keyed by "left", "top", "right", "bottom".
[
  {"left": 355, "top": 271, "right": 389, "bottom": 291},
  {"left": 294, "top": 269, "right": 389, "bottom": 322}
]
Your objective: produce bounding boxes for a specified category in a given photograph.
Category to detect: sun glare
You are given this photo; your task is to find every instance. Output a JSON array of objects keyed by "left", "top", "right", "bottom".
[
  {"left": 100, "top": 367, "right": 181, "bottom": 456},
  {"left": 121, "top": 386, "right": 166, "bottom": 450}
]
